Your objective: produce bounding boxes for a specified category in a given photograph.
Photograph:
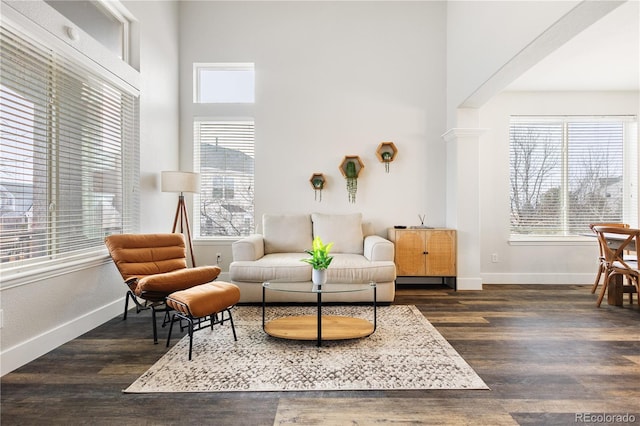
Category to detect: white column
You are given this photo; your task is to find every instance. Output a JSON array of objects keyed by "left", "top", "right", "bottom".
[{"left": 442, "top": 126, "right": 485, "bottom": 290}]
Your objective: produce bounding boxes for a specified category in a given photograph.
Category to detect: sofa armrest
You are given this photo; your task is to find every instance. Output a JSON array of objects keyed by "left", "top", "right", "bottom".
[
  {"left": 232, "top": 234, "right": 265, "bottom": 261},
  {"left": 363, "top": 235, "right": 394, "bottom": 262}
]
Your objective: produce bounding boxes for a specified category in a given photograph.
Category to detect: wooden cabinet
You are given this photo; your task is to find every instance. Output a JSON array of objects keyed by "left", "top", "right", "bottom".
[{"left": 388, "top": 228, "right": 457, "bottom": 284}]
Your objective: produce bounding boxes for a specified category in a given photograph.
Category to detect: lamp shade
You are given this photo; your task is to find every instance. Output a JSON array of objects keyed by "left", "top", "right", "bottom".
[{"left": 161, "top": 171, "right": 200, "bottom": 193}]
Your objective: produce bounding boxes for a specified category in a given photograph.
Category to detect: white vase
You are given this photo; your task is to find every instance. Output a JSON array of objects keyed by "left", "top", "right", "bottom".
[{"left": 312, "top": 268, "right": 327, "bottom": 285}]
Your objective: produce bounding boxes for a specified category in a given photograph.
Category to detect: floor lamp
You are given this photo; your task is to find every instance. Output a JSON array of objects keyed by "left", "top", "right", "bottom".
[{"left": 161, "top": 171, "right": 200, "bottom": 267}]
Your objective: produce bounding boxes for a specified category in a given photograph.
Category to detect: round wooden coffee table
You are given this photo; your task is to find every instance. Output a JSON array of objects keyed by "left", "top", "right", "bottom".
[{"left": 262, "top": 281, "right": 377, "bottom": 346}]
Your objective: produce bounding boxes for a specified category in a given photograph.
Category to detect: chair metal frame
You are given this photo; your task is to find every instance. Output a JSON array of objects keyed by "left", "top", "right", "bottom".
[{"left": 122, "top": 280, "right": 171, "bottom": 344}]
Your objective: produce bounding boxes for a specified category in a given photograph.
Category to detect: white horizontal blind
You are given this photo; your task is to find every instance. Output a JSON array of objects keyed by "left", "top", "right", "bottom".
[
  {"left": 510, "top": 116, "right": 634, "bottom": 236},
  {"left": 567, "top": 121, "right": 624, "bottom": 231},
  {"left": 0, "top": 22, "right": 139, "bottom": 269},
  {"left": 194, "top": 120, "right": 255, "bottom": 237}
]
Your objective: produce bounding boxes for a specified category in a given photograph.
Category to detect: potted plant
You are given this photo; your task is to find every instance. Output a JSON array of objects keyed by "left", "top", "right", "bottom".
[
  {"left": 339, "top": 156, "right": 364, "bottom": 203},
  {"left": 301, "top": 236, "right": 334, "bottom": 285}
]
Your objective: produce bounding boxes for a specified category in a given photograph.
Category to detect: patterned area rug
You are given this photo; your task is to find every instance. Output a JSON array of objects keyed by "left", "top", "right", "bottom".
[{"left": 124, "top": 305, "right": 488, "bottom": 393}]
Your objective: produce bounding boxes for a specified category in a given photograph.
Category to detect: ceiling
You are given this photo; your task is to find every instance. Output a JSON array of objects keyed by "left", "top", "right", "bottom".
[{"left": 506, "top": 0, "right": 639, "bottom": 91}]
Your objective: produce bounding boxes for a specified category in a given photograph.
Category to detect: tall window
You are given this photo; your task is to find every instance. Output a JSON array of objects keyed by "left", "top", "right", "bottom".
[
  {"left": 0, "top": 22, "right": 139, "bottom": 269},
  {"left": 194, "top": 121, "right": 254, "bottom": 237},
  {"left": 510, "top": 116, "right": 637, "bottom": 236},
  {"left": 193, "top": 62, "right": 255, "bottom": 237}
]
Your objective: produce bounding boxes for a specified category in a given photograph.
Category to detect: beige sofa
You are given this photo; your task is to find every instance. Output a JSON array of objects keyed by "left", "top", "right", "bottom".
[{"left": 230, "top": 213, "right": 396, "bottom": 303}]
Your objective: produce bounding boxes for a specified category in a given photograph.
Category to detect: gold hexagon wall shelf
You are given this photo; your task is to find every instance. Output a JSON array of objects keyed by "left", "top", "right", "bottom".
[
  {"left": 339, "top": 155, "right": 364, "bottom": 178},
  {"left": 309, "top": 173, "right": 326, "bottom": 190},
  {"left": 309, "top": 173, "right": 326, "bottom": 202},
  {"left": 376, "top": 142, "right": 398, "bottom": 172},
  {"left": 339, "top": 156, "right": 364, "bottom": 203}
]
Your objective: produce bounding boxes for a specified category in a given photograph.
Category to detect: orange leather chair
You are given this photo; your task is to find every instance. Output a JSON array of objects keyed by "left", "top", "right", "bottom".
[{"left": 105, "top": 233, "right": 221, "bottom": 343}]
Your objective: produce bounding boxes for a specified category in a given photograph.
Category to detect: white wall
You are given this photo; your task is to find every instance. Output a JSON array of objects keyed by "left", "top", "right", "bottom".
[
  {"left": 479, "top": 90, "right": 640, "bottom": 284},
  {"left": 125, "top": 0, "right": 182, "bottom": 233},
  {"left": 444, "top": 0, "right": 630, "bottom": 289},
  {"left": 0, "top": 0, "right": 180, "bottom": 375},
  {"left": 178, "top": 1, "right": 448, "bottom": 272},
  {"left": 446, "top": 0, "right": 579, "bottom": 125}
]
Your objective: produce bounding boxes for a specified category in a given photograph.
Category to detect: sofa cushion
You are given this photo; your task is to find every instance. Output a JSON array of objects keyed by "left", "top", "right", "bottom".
[
  {"left": 311, "top": 213, "right": 363, "bottom": 254},
  {"left": 263, "top": 214, "right": 313, "bottom": 254},
  {"left": 326, "top": 254, "right": 397, "bottom": 283},
  {"left": 230, "top": 253, "right": 312, "bottom": 282}
]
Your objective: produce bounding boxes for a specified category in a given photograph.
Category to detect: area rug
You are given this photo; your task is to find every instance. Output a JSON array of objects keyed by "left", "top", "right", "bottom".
[{"left": 124, "top": 304, "right": 488, "bottom": 393}]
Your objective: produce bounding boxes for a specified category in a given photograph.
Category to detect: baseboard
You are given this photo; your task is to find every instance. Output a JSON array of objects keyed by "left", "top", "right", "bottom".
[
  {"left": 481, "top": 273, "right": 593, "bottom": 285},
  {"left": 455, "top": 277, "right": 483, "bottom": 290},
  {"left": 1, "top": 299, "right": 123, "bottom": 376}
]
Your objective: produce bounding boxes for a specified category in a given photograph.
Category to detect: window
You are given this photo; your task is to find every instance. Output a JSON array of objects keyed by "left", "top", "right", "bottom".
[
  {"left": 510, "top": 116, "right": 638, "bottom": 236},
  {"left": 0, "top": 22, "right": 139, "bottom": 270},
  {"left": 194, "top": 63, "right": 255, "bottom": 103},
  {"left": 194, "top": 121, "right": 254, "bottom": 237},
  {"left": 44, "top": 0, "right": 132, "bottom": 63}
]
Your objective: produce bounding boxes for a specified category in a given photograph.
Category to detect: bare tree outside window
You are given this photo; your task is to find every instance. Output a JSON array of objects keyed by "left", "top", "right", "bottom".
[{"left": 510, "top": 122, "right": 561, "bottom": 234}]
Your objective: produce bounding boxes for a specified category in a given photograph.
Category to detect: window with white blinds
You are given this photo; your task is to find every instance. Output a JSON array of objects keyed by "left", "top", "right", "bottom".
[
  {"left": 510, "top": 116, "right": 638, "bottom": 236},
  {"left": 194, "top": 120, "right": 254, "bottom": 237},
  {"left": 0, "top": 22, "right": 139, "bottom": 270}
]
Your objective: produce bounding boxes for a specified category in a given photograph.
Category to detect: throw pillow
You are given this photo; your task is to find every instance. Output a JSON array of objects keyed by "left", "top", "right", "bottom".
[
  {"left": 263, "top": 214, "right": 313, "bottom": 254},
  {"left": 311, "top": 212, "right": 364, "bottom": 254}
]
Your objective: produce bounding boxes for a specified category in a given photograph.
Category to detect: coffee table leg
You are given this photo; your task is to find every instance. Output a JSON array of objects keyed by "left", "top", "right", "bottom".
[
  {"left": 317, "top": 291, "right": 322, "bottom": 347},
  {"left": 373, "top": 285, "right": 377, "bottom": 332}
]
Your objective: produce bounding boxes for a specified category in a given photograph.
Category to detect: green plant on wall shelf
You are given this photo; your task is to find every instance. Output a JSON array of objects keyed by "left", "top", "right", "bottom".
[
  {"left": 381, "top": 152, "right": 392, "bottom": 172},
  {"left": 309, "top": 173, "right": 326, "bottom": 202},
  {"left": 376, "top": 141, "right": 398, "bottom": 173},
  {"left": 339, "top": 155, "right": 364, "bottom": 203},
  {"left": 346, "top": 161, "right": 357, "bottom": 203}
]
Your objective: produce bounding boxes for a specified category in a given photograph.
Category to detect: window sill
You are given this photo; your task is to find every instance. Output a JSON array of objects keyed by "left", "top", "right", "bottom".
[
  {"left": 194, "top": 237, "right": 241, "bottom": 245},
  {"left": 0, "top": 252, "right": 111, "bottom": 290},
  {"left": 509, "top": 235, "right": 596, "bottom": 246}
]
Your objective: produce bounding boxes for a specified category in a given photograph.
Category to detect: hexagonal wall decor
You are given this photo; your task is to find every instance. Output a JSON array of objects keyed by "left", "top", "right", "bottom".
[
  {"left": 376, "top": 142, "right": 398, "bottom": 173},
  {"left": 339, "top": 156, "right": 364, "bottom": 203},
  {"left": 309, "top": 173, "right": 326, "bottom": 202}
]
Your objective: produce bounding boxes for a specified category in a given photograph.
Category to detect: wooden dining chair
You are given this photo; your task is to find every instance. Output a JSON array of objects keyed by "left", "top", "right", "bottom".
[
  {"left": 591, "top": 225, "right": 640, "bottom": 307},
  {"left": 589, "top": 222, "right": 630, "bottom": 294}
]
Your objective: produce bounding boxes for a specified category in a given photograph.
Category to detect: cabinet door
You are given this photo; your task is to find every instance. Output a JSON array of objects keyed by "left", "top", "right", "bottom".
[
  {"left": 394, "top": 230, "right": 426, "bottom": 276},
  {"left": 425, "top": 230, "right": 456, "bottom": 276}
]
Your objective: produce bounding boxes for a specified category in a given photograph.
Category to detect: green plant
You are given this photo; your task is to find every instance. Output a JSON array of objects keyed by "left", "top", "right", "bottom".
[
  {"left": 312, "top": 177, "right": 324, "bottom": 202},
  {"left": 345, "top": 160, "right": 358, "bottom": 203},
  {"left": 301, "top": 236, "right": 334, "bottom": 270},
  {"left": 312, "top": 177, "right": 324, "bottom": 189},
  {"left": 381, "top": 152, "right": 392, "bottom": 172}
]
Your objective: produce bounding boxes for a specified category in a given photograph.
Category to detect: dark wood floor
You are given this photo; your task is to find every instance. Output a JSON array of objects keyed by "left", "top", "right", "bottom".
[{"left": 2, "top": 284, "right": 639, "bottom": 425}]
